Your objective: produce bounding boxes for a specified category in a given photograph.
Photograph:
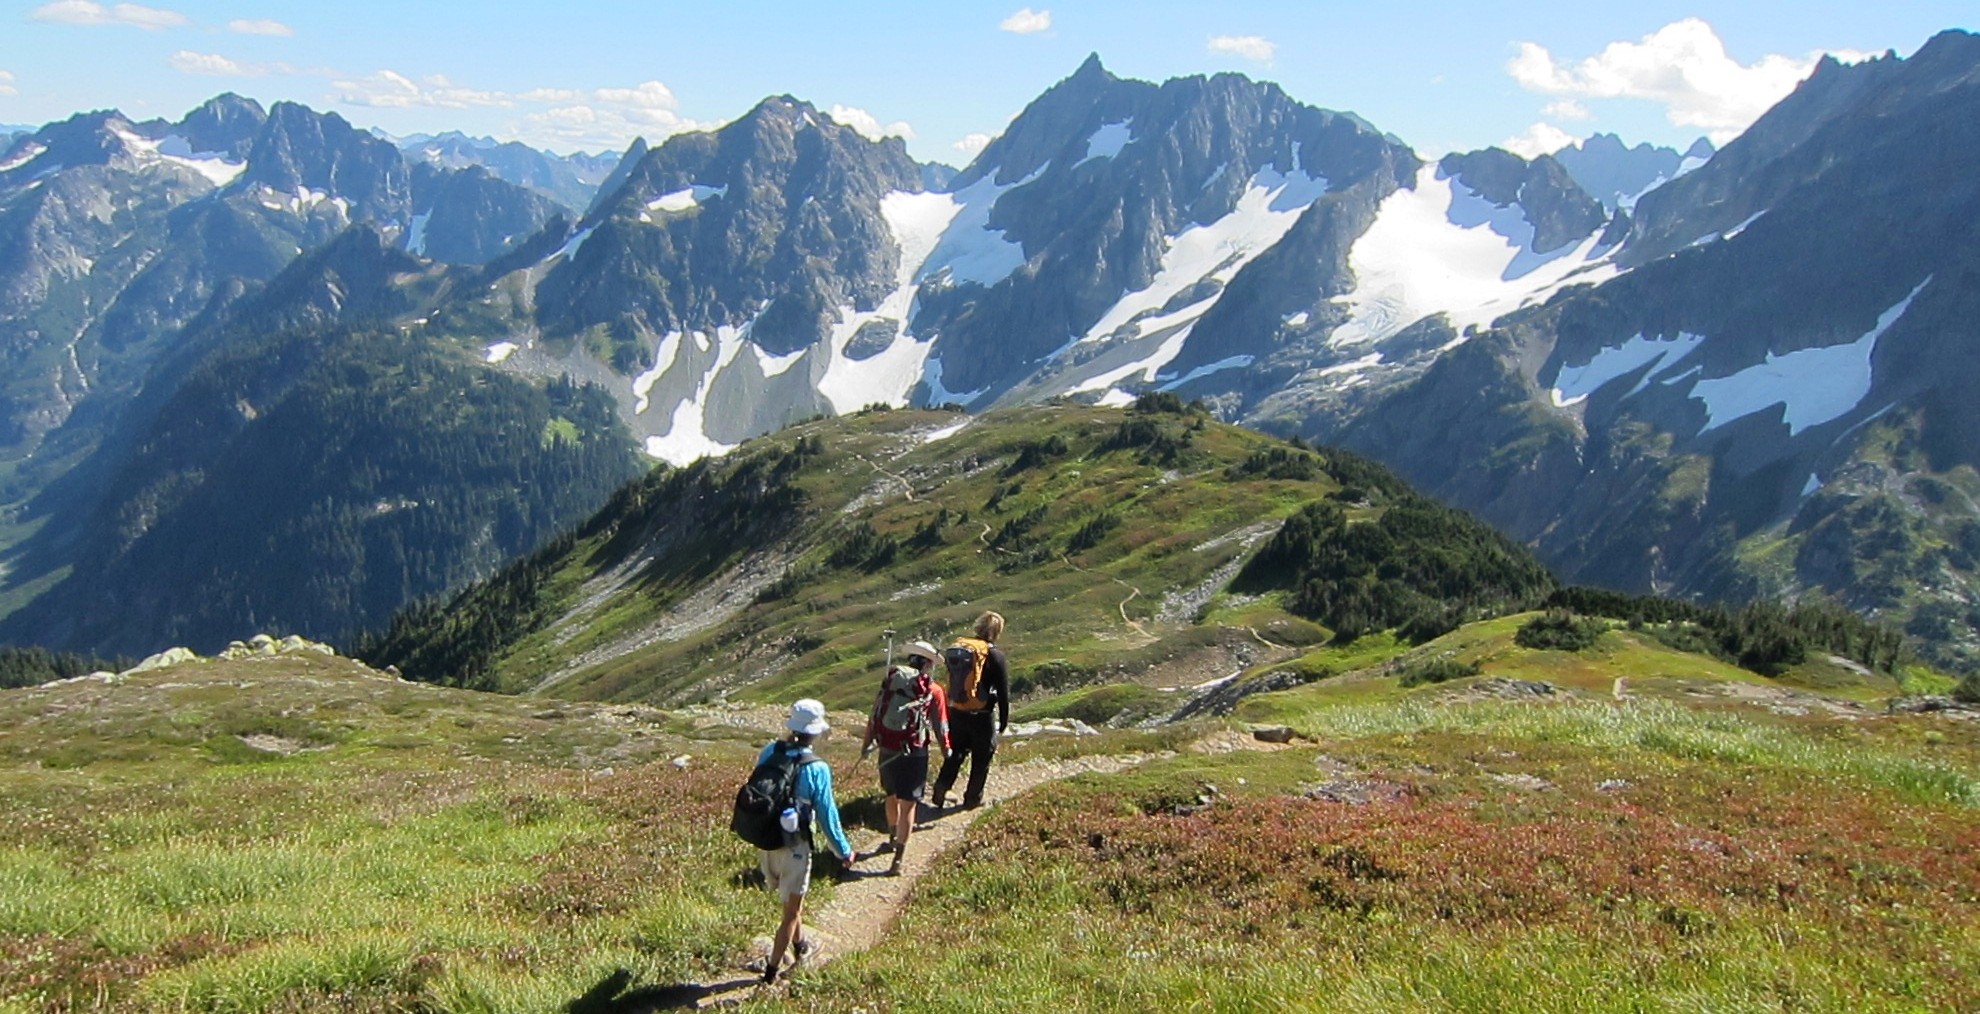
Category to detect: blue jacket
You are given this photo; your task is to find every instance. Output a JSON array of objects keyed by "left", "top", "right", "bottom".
[{"left": 757, "top": 740, "right": 853, "bottom": 859}]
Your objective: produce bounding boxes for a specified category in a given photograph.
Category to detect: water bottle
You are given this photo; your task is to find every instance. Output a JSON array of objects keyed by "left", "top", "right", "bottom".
[{"left": 779, "top": 807, "right": 800, "bottom": 833}]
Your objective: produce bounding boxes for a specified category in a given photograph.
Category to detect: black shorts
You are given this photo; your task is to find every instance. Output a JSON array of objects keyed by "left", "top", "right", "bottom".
[{"left": 878, "top": 748, "right": 930, "bottom": 801}]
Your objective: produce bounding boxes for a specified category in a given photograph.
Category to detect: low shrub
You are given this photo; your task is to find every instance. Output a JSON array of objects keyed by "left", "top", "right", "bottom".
[
  {"left": 1515, "top": 610, "right": 1608, "bottom": 652},
  {"left": 1399, "top": 658, "right": 1482, "bottom": 687}
]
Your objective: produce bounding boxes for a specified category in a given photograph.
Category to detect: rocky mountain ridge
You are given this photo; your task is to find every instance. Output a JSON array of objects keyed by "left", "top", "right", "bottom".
[{"left": 3, "top": 33, "right": 1978, "bottom": 669}]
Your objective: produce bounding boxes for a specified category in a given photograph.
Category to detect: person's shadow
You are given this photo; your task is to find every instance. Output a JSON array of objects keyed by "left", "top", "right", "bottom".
[{"left": 565, "top": 967, "right": 757, "bottom": 1013}]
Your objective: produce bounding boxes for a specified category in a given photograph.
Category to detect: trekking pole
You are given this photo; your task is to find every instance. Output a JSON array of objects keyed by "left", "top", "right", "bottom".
[{"left": 883, "top": 628, "right": 896, "bottom": 668}]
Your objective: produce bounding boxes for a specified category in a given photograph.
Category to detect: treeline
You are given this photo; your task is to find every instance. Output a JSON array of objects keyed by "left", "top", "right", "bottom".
[
  {"left": 356, "top": 435, "right": 818, "bottom": 688},
  {"left": 0, "top": 646, "right": 130, "bottom": 690},
  {"left": 0, "top": 324, "right": 643, "bottom": 656},
  {"left": 1543, "top": 586, "right": 1910, "bottom": 676}
]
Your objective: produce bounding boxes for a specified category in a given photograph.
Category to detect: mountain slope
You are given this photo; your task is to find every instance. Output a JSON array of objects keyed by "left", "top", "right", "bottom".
[
  {"left": 1335, "top": 29, "right": 1980, "bottom": 665},
  {"left": 359, "top": 399, "right": 1575, "bottom": 704}
]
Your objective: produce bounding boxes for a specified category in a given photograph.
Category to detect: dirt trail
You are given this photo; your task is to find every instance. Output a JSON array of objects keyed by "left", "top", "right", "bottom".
[
  {"left": 679, "top": 730, "right": 1292, "bottom": 1008},
  {"left": 683, "top": 747, "right": 1175, "bottom": 1007}
]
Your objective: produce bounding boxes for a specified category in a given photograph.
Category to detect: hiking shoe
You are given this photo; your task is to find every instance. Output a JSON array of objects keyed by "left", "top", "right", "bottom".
[
  {"left": 760, "top": 967, "right": 779, "bottom": 986},
  {"left": 870, "top": 840, "right": 897, "bottom": 856},
  {"left": 793, "top": 939, "right": 818, "bottom": 965}
]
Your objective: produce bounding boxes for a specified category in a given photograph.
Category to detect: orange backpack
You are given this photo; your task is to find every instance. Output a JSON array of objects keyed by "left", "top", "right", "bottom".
[{"left": 943, "top": 637, "right": 991, "bottom": 711}]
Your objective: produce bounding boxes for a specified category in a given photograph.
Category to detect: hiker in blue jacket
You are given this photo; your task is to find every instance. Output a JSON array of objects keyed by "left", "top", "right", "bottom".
[{"left": 756, "top": 698, "right": 858, "bottom": 984}]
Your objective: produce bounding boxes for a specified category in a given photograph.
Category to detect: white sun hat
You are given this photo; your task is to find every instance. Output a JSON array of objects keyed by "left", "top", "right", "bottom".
[{"left": 787, "top": 698, "right": 831, "bottom": 736}]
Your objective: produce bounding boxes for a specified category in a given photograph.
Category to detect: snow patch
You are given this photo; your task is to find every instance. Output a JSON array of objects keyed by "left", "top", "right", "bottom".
[
  {"left": 103, "top": 130, "right": 247, "bottom": 186},
  {"left": 919, "top": 419, "right": 971, "bottom": 444},
  {"left": 923, "top": 357, "right": 988, "bottom": 407},
  {"left": 1550, "top": 332, "right": 1704, "bottom": 407},
  {"left": 811, "top": 189, "right": 970, "bottom": 413},
  {"left": 638, "top": 325, "right": 752, "bottom": 465},
  {"left": 1801, "top": 474, "right": 1821, "bottom": 497},
  {"left": 1318, "top": 352, "right": 1384, "bottom": 377},
  {"left": 1327, "top": 165, "right": 1619, "bottom": 350},
  {"left": 1283, "top": 311, "right": 1310, "bottom": 328},
  {"left": 1723, "top": 211, "right": 1765, "bottom": 239},
  {"left": 917, "top": 166, "right": 1044, "bottom": 288},
  {"left": 1689, "top": 279, "right": 1929, "bottom": 436},
  {"left": 632, "top": 331, "right": 684, "bottom": 415},
  {"left": 1094, "top": 388, "right": 1138, "bottom": 408},
  {"left": 1075, "top": 119, "right": 1134, "bottom": 166},
  {"left": 1081, "top": 164, "right": 1329, "bottom": 346},
  {"left": 0, "top": 142, "right": 47, "bottom": 173},
  {"left": 551, "top": 226, "right": 596, "bottom": 263},
  {"left": 1157, "top": 355, "right": 1253, "bottom": 392},
  {"left": 484, "top": 341, "right": 519, "bottom": 364},
  {"left": 648, "top": 183, "right": 727, "bottom": 213}
]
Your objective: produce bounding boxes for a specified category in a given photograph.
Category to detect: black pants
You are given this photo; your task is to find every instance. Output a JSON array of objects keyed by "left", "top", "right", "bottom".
[{"left": 934, "top": 709, "right": 997, "bottom": 806}]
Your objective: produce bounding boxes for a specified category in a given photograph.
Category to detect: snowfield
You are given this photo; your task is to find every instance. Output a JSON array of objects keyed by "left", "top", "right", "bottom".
[{"left": 1328, "top": 165, "right": 1620, "bottom": 351}]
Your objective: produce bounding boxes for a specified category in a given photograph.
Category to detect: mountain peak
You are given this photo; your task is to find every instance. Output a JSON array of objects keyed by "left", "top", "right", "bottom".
[
  {"left": 1073, "top": 52, "right": 1110, "bottom": 81},
  {"left": 176, "top": 92, "right": 267, "bottom": 158}
]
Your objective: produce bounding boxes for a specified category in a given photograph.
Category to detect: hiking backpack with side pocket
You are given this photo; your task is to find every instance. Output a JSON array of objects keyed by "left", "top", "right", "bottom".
[
  {"left": 875, "top": 665, "right": 934, "bottom": 751},
  {"left": 944, "top": 637, "right": 991, "bottom": 711},
  {"left": 731, "top": 741, "right": 815, "bottom": 850}
]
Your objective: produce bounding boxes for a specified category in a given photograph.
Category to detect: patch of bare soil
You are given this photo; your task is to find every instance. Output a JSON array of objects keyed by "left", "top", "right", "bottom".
[
  {"left": 533, "top": 549, "right": 795, "bottom": 693},
  {"left": 1689, "top": 680, "right": 1872, "bottom": 718}
]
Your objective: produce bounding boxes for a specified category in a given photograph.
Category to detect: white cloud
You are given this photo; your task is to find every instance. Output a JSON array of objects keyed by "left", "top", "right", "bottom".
[
  {"left": 999, "top": 8, "right": 1051, "bottom": 34},
  {"left": 509, "top": 81, "right": 699, "bottom": 152},
  {"left": 827, "top": 104, "right": 912, "bottom": 141},
  {"left": 1542, "top": 99, "right": 1592, "bottom": 121},
  {"left": 227, "top": 17, "right": 292, "bottom": 36},
  {"left": 32, "top": 1, "right": 186, "bottom": 29},
  {"left": 1509, "top": 18, "right": 1831, "bottom": 143},
  {"left": 331, "top": 69, "right": 511, "bottom": 109},
  {"left": 595, "top": 81, "right": 677, "bottom": 109},
  {"left": 1208, "top": 34, "right": 1275, "bottom": 65},
  {"left": 952, "top": 132, "right": 992, "bottom": 157},
  {"left": 170, "top": 50, "right": 272, "bottom": 76},
  {"left": 1503, "top": 122, "right": 1578, "bottom": 159},
  {"left": 0, "top": 70, "right": 16, "bottom": 97}
]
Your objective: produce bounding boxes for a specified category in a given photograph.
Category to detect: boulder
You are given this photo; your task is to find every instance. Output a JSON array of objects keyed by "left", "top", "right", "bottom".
[{"left": 123, "top": 647, "right": 200, "bottom": 675}]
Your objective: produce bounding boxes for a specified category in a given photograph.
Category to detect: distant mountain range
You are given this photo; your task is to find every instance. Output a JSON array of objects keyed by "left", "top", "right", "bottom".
[
  {"left": 393, "top": 130, "right": 623, "bottom": 214},
  {"left": 1, "top": 30, "right": 1975, "bottom": 670}
]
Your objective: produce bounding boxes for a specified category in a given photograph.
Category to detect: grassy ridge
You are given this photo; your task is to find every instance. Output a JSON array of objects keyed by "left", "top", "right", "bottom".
[
  {"left": 795, "top": 696, "right": 1980, "bottom": 1012},
  {"left": 0, "top": 657, "right": 782, "bottom": 1013},
  {"left": 362, "top": 400, "right": 1573, "bottom": 720},
  {"left": 2, "top": 627, "right": 1975, "bottom": 1011}
]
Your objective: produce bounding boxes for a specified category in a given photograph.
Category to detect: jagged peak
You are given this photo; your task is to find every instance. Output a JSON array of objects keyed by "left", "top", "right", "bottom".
[{"left": 185, "top": 92, "right": 265, "bottom": 121}]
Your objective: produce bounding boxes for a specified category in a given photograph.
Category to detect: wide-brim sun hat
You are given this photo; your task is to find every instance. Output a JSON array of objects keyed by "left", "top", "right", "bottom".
[
  {"left": 787, "top": 698, "right": 830, "bottom": 736},
  {"left": 905, "top": 641, "right": 942, "bottom": 664}
]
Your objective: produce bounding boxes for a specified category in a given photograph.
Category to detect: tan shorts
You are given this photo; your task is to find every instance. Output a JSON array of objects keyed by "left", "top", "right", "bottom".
[{"left": 758, "top": 843, "right": 812, "bottom": 900}]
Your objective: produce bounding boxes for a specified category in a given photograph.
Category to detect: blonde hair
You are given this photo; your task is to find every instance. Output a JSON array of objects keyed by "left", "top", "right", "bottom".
[{"left": 974, "top": 610, "right": 1005, "bottom": 643}]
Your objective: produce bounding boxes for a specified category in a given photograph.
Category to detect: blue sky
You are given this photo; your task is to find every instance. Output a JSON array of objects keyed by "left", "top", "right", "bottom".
[{"left": 0, "top": 2, "right": 1970, "bottom": 162}]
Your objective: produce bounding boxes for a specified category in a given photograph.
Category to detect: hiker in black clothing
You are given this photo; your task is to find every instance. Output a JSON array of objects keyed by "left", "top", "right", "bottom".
[{"left": 932, "top": 610, "right": 1010, "bottom": 810}]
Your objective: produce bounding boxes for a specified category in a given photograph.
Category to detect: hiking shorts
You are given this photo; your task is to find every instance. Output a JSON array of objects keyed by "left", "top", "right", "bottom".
[
  {"left": 878, "top": 748, "right": 930, "bottom": 801},
  {"left": 758, "top": 842, "right": 812, "bottom": 900}
]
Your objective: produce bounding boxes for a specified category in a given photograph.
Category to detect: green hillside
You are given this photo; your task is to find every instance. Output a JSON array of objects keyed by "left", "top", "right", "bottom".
[
  {"left": 358, "top": 397, "right": 1559, "bottom": 713},
  {"left": 0, "top": 628, "right": 1973, "bottom": 1012}
]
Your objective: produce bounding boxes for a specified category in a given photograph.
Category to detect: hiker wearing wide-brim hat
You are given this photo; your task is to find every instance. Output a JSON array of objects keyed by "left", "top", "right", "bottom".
[
  {"left": 861, "top": 640, "right": 950, "bottom": 875},
  {"left": 754, "top": 699, "right": 857, "bottom": 984}
]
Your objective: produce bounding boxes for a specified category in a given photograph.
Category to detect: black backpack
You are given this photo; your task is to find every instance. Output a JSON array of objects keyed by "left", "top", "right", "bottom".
[{"left": 731, "top": 741, "right": 816, "bottom": 850}]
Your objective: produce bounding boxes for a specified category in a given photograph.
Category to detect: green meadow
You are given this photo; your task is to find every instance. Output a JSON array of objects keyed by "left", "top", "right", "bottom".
[{"left": 1, "top": 623, "right": 1974, "bottom": 1012}]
